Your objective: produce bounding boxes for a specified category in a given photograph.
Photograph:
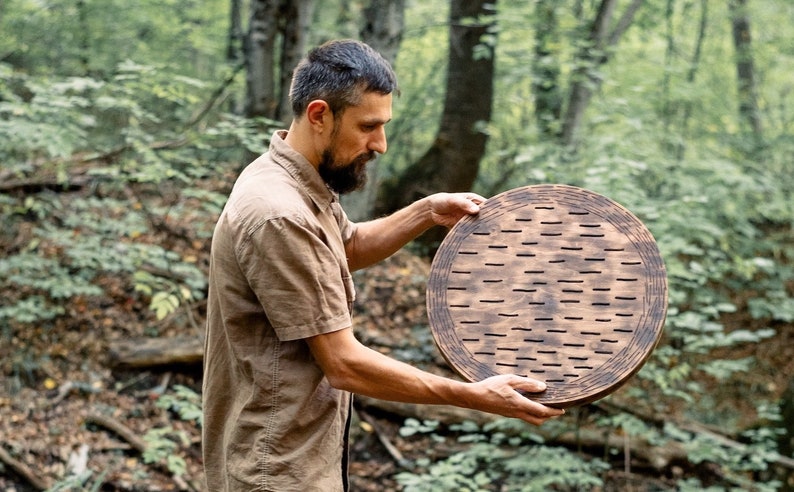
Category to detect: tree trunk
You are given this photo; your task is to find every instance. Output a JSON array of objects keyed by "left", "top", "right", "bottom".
[
  {"left": 375, "top": 0, "right": 497, "bottom": 252},
  {"left": 342, "top": 0, "right": 406, "bottom": 222},
  {"left": 245, "top": 0, "right": 313, "bottom": 123},
  {"left": 243, "top": 0, "right": 314, "bottom": 165},
  {"left": 532, "top": 0, "right": 563, "bottom": 137},
  {"left": 76, "top": 0, "right": 89, "bottom": 75},
  {"left": 245, "top": 0, "right": 280, "bottom": 121},
  {"left": 277, "top": 0, "right": 314, "bottom": 123},
  {"left": 728, "top": 0, "right": 763, "bottom": 145},
  {"left": 662, "top": 0, "right": 709, "bottom": 161},
  {"left": 560, "top": 0, "right": 644, "bottom": 148},
  {"left": 560, "top": 0, "right": 617, "bottom": 148},
  {"left": 227, "top": 0, "right": 244, "bottom": 63},
  {"left": 360, "top": 0, "right": 405, "bottom": 63}
]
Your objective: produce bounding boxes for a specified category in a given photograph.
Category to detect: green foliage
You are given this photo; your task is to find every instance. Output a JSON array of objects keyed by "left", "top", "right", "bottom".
[
  {"left": 133, "top": 386, "right": 204, "bottom": 480},
  {"left": 664, "top": 408, "right": 784, "bottom": 492},
  {"left": 396, "top": 419, "right": 609, "bottom": 492},
  {"left": 400, "top": 418, "right": 441, "bottom": 438},
  {"left": 1, "top": 0, "right": 230, "bottom": 79},
  {"left": 142, "top": 426, "right": 189, "bottom": 477},
  {"left": 156, "top": 384, "right": 203, "bottom": 427},
  {"left": 45, "top": 469, "right": 108, "bottom": 492},
  {"left": 0, "top": 60, "right": 271, "bottom": 332}
]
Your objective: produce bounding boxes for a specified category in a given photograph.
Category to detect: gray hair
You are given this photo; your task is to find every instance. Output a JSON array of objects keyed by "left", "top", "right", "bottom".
[{"left": 289, "top": 39, "right": 398, "bottom": 118}]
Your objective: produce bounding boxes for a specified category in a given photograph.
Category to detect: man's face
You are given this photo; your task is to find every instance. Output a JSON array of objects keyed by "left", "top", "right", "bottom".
[{"left": 318, "top": 92, "right": 392, "bottom": 194}]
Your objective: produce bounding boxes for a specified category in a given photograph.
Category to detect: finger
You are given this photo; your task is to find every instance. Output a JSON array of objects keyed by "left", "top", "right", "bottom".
[
  {"left": 522, "top": 401, "right": 566, "bottom": 422},
  {"left": 457, "top": 195, "right": 482, "bottom": 214},
  {"left": 523, "top": 414, "right": 558, "bottom": 426},
  {"left": 465, "top": 193, "right": 486, "bottom": 205}
]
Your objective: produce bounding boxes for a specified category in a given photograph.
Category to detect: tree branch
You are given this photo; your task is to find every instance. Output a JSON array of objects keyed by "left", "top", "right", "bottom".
[{"left": 0, "top": 445, "right": 52, "bottom": 491}]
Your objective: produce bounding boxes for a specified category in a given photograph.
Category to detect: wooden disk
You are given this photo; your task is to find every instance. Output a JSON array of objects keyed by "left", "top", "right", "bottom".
[{"left": 427, "top": 184, "right": 668, "bottom": 408}]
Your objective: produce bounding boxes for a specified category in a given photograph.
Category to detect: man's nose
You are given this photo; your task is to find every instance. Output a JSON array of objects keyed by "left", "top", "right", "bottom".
[{"left": 369, "top": 126, "right": 387, "bottom": 155}]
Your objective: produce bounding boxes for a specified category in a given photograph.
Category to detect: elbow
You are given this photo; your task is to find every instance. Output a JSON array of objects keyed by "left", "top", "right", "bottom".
[{"left": 322, "top": 364, "right": 359, "bottom": 393}]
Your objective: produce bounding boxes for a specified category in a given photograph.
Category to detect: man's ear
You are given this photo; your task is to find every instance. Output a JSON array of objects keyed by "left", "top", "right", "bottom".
[{"left": 305, "top": 100, "right": 332, "bottom": 133}]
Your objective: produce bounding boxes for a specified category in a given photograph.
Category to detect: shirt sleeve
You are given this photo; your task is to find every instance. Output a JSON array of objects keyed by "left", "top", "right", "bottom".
[
  {"left": 332, "top": 200, "right": 357, "bottom": 244},
  {"left": 236, "top": 214, "right": 354, "bottom": 341}
]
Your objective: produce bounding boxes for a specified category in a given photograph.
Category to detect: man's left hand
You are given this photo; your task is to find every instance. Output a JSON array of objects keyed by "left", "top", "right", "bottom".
[{"left": 428, "top": 192, "right": 486, "bottom": 228}]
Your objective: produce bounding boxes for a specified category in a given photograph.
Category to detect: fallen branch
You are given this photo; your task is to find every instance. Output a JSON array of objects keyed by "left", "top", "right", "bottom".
[
  {"left": 356, "top": 408, "right": 413, "bottom": 470},
  {"left": 85, "top": 412, "right": 194, "bottom": 491},
  {"left": 0, "top": 445, "right": 52, "bottom": 491},
  {"left": 85, "top": 413, "right": 148, "bottom": 453}
]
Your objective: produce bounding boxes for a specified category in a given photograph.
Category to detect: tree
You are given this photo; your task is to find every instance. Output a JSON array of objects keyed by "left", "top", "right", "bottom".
[
  {"left": 560, "top": 0, "right": 643, "bottom": 148},
  {"left": 532, "top": 0, "right": 563, "bottom": 137},
  {"left": 728, "top": 0, "right": 763, "bottom": 147},
  {"left": 375, "top": 0, "right": 498, "bottom": 251},
  {"left": 244, "top": 0, "right": 314, "bottom": 124},
  {"left": 342, "top": 0, "right": 406, "bottom": 221},
  {"left": 660, "top": 0, "right": 709, "bottom": 161}
]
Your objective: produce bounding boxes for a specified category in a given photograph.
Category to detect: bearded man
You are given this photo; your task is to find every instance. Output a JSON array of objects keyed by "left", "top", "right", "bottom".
[{"left": 201, "top": 39, "right": 563, "bottom": 492}]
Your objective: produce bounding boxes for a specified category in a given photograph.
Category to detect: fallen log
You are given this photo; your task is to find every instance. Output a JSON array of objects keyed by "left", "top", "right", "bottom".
[{"left": 108, "top": 335, "right": 203, "bottom": 369}]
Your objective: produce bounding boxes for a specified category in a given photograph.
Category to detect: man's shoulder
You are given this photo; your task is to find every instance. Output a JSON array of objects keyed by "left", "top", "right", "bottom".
[{"left": 228, "top": 159, "right": 308, "bottom": 218}]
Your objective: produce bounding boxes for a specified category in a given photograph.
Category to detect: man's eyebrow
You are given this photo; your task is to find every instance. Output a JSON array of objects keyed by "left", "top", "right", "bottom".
[{"left": 362, "top": 117, "right": 392, "bottom": 125}]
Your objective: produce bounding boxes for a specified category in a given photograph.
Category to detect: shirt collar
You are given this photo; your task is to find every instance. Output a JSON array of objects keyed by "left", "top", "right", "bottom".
[{"left": 268, "top": 130, "right": 338, "bottom": 211}]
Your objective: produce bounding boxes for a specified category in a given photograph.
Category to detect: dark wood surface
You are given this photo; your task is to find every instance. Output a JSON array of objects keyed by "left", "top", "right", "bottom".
[{"left": 427, "top": 185, "right": 668, "bottom": 408}]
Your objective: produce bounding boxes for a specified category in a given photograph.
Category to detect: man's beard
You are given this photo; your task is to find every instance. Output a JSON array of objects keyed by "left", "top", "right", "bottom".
[{"left": 318, "top": 149, "right": 375, "bottom": 195}]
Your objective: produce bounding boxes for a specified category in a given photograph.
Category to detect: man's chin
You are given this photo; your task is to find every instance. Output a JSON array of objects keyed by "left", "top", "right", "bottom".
[
  {"left": 336, "top": 173, "right": 368, "bottom": 195},
  {"left": 320, "top": 153, "right": 374, "bottom": 194}
]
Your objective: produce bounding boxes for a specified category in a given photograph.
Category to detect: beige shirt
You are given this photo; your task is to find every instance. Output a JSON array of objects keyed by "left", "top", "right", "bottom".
[{"left": 202, "top": 131, "right": 356, "bottom": 491}]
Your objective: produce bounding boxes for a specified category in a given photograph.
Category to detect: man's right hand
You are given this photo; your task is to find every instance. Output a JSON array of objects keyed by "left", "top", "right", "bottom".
[{"left": 467, "top": 374, "right": 565, "bottom": 426}]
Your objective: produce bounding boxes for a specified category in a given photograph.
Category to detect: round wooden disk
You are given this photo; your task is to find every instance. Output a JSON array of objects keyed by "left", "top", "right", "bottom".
[{"left": 427, "top": 184, "right": 668, "bottom": 408}]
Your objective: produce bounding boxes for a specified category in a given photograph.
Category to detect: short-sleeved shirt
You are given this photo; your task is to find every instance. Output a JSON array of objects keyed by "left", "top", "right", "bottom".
[{"left": 202, "top": 130, "right": 357, "bottom": 491}]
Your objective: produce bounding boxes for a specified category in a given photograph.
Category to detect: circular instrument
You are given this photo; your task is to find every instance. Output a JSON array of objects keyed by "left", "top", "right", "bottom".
[{"left": 427, "top": 184, "right": 668, "bottom": 408}]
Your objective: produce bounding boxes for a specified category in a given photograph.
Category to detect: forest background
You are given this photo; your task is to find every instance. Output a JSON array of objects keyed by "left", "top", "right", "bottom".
[{"left": 1, "top": 0, "right": 793, "bottom": 490}]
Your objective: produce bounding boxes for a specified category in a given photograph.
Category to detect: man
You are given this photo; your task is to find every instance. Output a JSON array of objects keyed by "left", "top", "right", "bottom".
[{"left": 202, "top": 39, "right": 564, "bottom": 491}]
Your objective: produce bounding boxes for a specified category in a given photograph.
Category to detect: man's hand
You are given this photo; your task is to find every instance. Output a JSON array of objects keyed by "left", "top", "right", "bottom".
[
  {"left": 467, "top": 374, "right": 565, "bottom": 426},
  {"left": 345, "top": 191, "right": 487, "bottom": 271},
  {"left": 428, "top": 192, "right": 486, "bottom": 228}
]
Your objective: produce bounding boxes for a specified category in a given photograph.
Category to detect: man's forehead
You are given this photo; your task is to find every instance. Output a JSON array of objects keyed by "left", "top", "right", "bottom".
[{"left": 346, "top": 92, "right": 392, "bottom": 122}]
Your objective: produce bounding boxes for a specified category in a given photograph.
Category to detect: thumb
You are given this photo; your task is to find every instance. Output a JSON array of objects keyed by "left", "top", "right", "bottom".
[{"left": 511, "top": 376, "right": 547, "bottom": 394}]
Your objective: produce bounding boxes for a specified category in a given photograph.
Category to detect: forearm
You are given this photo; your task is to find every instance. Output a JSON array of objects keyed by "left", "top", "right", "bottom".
[
  {"left": 345, "top": 196, "right": 436, "bottom": 271},
  {"left": 307, "top": 326, "right": 461, "bottom": 404},
  {"left": 306, "top": 328, "right": 564, "bottom": 425},
  {"left": 345, "top": 192, "right": 484, "bottom": 271},
  {"left": 332, "top": 343, "right": 470, "bottom": 406}
]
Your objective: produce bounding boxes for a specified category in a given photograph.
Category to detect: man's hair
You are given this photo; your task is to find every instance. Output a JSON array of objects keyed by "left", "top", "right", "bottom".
[{"left": 290, "top": 39, "right": 398, "bottom": 118}]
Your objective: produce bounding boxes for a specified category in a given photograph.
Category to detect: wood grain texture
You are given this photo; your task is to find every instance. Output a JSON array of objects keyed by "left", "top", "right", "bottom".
[{"left": 427, "top": 184, "right": 668, "bottom": 408}]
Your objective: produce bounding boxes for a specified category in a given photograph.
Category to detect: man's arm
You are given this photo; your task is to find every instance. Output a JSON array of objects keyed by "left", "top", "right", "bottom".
[
  {"left": 345, "top": 192, "right": 485, "bottom": 271},
  {"left": 306, "top": 327, "right": 565, "bottom": 426}
]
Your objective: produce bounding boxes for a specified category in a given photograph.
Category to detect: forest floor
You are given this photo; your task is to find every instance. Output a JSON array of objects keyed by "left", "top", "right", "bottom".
[{"left": 1, "top": 175, "right": 792, "bottom": 491}]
